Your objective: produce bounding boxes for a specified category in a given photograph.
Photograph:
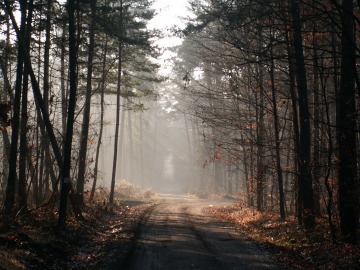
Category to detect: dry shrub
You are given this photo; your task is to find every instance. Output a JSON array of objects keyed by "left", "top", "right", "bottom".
[
  {"left": 143, "top": 188, "right": 156, "bottom": 199},
  {"left": 86, "top": 186, "right": 109, "bottom": 203},
  {"left": 114, "top": 179, "right": 140, "bottom": 198},
  {"left": 185, "top": 186, "right": 210, "bottom": 199}
]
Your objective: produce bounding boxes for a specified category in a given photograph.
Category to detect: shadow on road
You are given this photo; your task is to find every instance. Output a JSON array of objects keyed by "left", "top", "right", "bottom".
[{"left": 118, "top": 195, "right": 281, "bottom": 270}]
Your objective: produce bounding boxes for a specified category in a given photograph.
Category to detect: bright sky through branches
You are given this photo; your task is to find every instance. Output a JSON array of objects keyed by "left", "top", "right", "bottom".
[
  {"left": 52, "top": 0, "right": 189, "bottom": 73},
  {"left": 148, "top": 0, "right": 190, "bottom": 74},
  {"left": 148, "top": 0, "right": 188, "bottom": 47},
  {"left": 148, "top": 0, "right": 189, "bottom": 32}
]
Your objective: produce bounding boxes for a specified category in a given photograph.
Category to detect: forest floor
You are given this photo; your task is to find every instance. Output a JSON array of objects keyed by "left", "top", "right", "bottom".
[
  {"left": 0, "top": 192, "right": 359, "bottom": 269},
  {"left": 207, "top": 203, "right": 360, "bottom": 269},
  {"left": 0, "top": 196, "right": 156, "bottom": 270}
]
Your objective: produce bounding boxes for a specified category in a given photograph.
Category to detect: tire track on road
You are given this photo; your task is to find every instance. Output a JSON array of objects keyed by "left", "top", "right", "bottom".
[
  {"left": 120, "top": 203, "right": 157, "bottom": 270},
  {"left": 181, "top": 205, "right": 222, "bottom": 269},
  {"left": 119, "top": 195, "right": 280, "bottom": 270}
]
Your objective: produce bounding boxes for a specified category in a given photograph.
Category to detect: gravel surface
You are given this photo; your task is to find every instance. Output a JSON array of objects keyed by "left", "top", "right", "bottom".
[{"left": 121, "top": 194, "right": 281, "bottom": 270}]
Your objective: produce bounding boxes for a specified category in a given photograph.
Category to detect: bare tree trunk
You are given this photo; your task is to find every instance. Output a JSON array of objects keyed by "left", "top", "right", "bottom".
[
  {"left": 248, "top": 101, "right": 255, "bottom": 208},
  {"left": 337, "top": 0, "right": 358, "bottom": 244},
  {"left": 269, "top": 41, "right": 285, "bottom": 220},
  {"left": 109, "top": 40, "right": 122, "bottom": 204},
  {"left": 90, "top": 33, "right": 108, "bottom": 202},
  {"left": 77, "top": 0, "right": 96, "bottom": 207},
  {"left": 256, "top": 61, "right": 266, "bottom": 212},
  {"left": 4, "top": 0, "right": 63, "bottom": 179},
  {"left": 289, "top": 0, "right": 315, "bottom": 230},
  {"left": 127, "top": 108, "right": 134, "bottom": 182},
  {"left": 283, "top": 10, "right": 301, "bottom": 222},
  {"left": 184, "top": 113, "right": 194, "bottom": 186},
  {"left": 139, "top": 111, "right": 144, "bottom": 186},
  {"left": 4, "top": 0, "right": 81, "bottom": 224},
  {"left": 61, "top": 25, "right": 67, "bottom": 139},
  {"left": 0, "top": 11, "right": 11, "bottom": 191},
  {"left": 42, "top": 0, "right": 53, "bottom": 200},
  {"left": 58, "top": 0, "right": 78, "bottom": 228},
  {"left": 3, "top": 0, "right": 26, "bottom": 216},
  {"left": 18, "top": 0, "right": 34, "bottom": 212},
  {"left": 321, "top": 60, "right": 337, "bottom": 243},
  {"left": 311, "top": 26, "right": 321, "bottom": 216}
]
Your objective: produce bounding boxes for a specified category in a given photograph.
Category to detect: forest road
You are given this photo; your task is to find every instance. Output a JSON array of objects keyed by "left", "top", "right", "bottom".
[{"left": 122, "top": 194, "right": 280, "bottom": 270}]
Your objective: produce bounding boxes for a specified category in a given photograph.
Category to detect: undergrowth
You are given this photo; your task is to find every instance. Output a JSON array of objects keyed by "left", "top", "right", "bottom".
[
  {"left": 0, "top": 181, "right": 154, "bottom": 269},
  {"left": 207, "top": 204, "right": 360, "bottom": 269}
]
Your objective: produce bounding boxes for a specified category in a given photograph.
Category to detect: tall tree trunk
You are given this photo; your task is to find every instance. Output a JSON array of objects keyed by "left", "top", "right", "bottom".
[
  {"left": 241, "top": 130, "right": 250, "bottom": 206},
  {"left": 58, "top": 0, "right": 78, "bottom": 228},
  {"left": 4, "top": 0, "right": 63, "bottom": 179},
  {"left": 139, "top": 111, "right": 144, "bottom": 186},
  {"left": 127, "top": 106, "right": 134, "bottom": 182},
  {"left": 312, "top": 26, "right": 321, "bottom": 216},
  {"left": 248, "top": 101, "right": 255, "bottom": 208},
  {"left": 41, "top": 0, "right": 53, "bottom": 200},
  {"left": 109, "top": 41, "right": 122, "bottom": 204},
  {"left": 284, "top": 11, "right": 301, "bottom": 222},
  {"left": 152, "top": 100, "right": 158, "bottom": 186},
  {"left": 0, "top": 11, "right": 11, "bottom": 190},
  {"left": 337, "top": 0, "right": 358, "bottom": 244},
  {"left": 184, "top": 113, "right": 195, "bottom": 187},
  {"left": 3, "top": 0, "right": 26, "bottom": 216},
  {"left": 61, "top": 24, "right": 67, "bottom": 139},
  {"left": 117, "top": 101, "right": 126, "bottom": 181},
  {"left": 18, "top": 0, "right": 34, "bottom": 212},
  {"left": 270, "top": 42, "right": 285, "bottom": 220},
  {"left": 289, "top": 0, "right": 315, "bottom": 230},
  {"left": 90, "top": 35, "right": 108, "bottom": 202},
  {"left": 5, "top": 0, "right": 81, "bottom": 222},
  {"left": 321, "top": 62, "right": 337, "bottom": 243},
  {"left": 77, "top": 0, "right": 96, "bottom": 207},
  {"left": 256, "top": 61, "right": 266, "bottom": 212}
]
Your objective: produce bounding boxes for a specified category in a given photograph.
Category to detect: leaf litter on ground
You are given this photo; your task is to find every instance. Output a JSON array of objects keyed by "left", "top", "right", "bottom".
[
  {"left": 0, "top": 199, "right": 154, "bottom": 270},
  {"left": 206, "top": 204, "right": 360, "bottom": 270}
]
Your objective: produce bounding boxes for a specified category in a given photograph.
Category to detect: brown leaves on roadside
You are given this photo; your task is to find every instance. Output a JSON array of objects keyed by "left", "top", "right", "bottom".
[
  {"left": 0, "top": 198, "right": 152, "bottom": 269},
  {"left": 207, "top": 204, "right": 360, "bottom": 269}
]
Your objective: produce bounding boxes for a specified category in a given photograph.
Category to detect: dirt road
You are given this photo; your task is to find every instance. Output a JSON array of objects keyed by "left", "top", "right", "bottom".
[{"left": 122, "top": 194, "right": 280, "bottom": 270}]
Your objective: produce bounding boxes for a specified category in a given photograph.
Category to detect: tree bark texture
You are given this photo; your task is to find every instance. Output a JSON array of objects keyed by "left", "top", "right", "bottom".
[
  {"left": 289, "top": 0, "right": 315, "bottom": 230},
  {"left": 337, "top": 0, "right": 358, "bottom": 244}
]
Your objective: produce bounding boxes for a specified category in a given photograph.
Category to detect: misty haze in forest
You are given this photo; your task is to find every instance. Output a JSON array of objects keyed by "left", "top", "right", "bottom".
[
  {"left": 0, "top": 0, "right": 359, "bottom": 254},
  {"left": 97, "top": 94, "right": 205, "bottom": 194}
]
